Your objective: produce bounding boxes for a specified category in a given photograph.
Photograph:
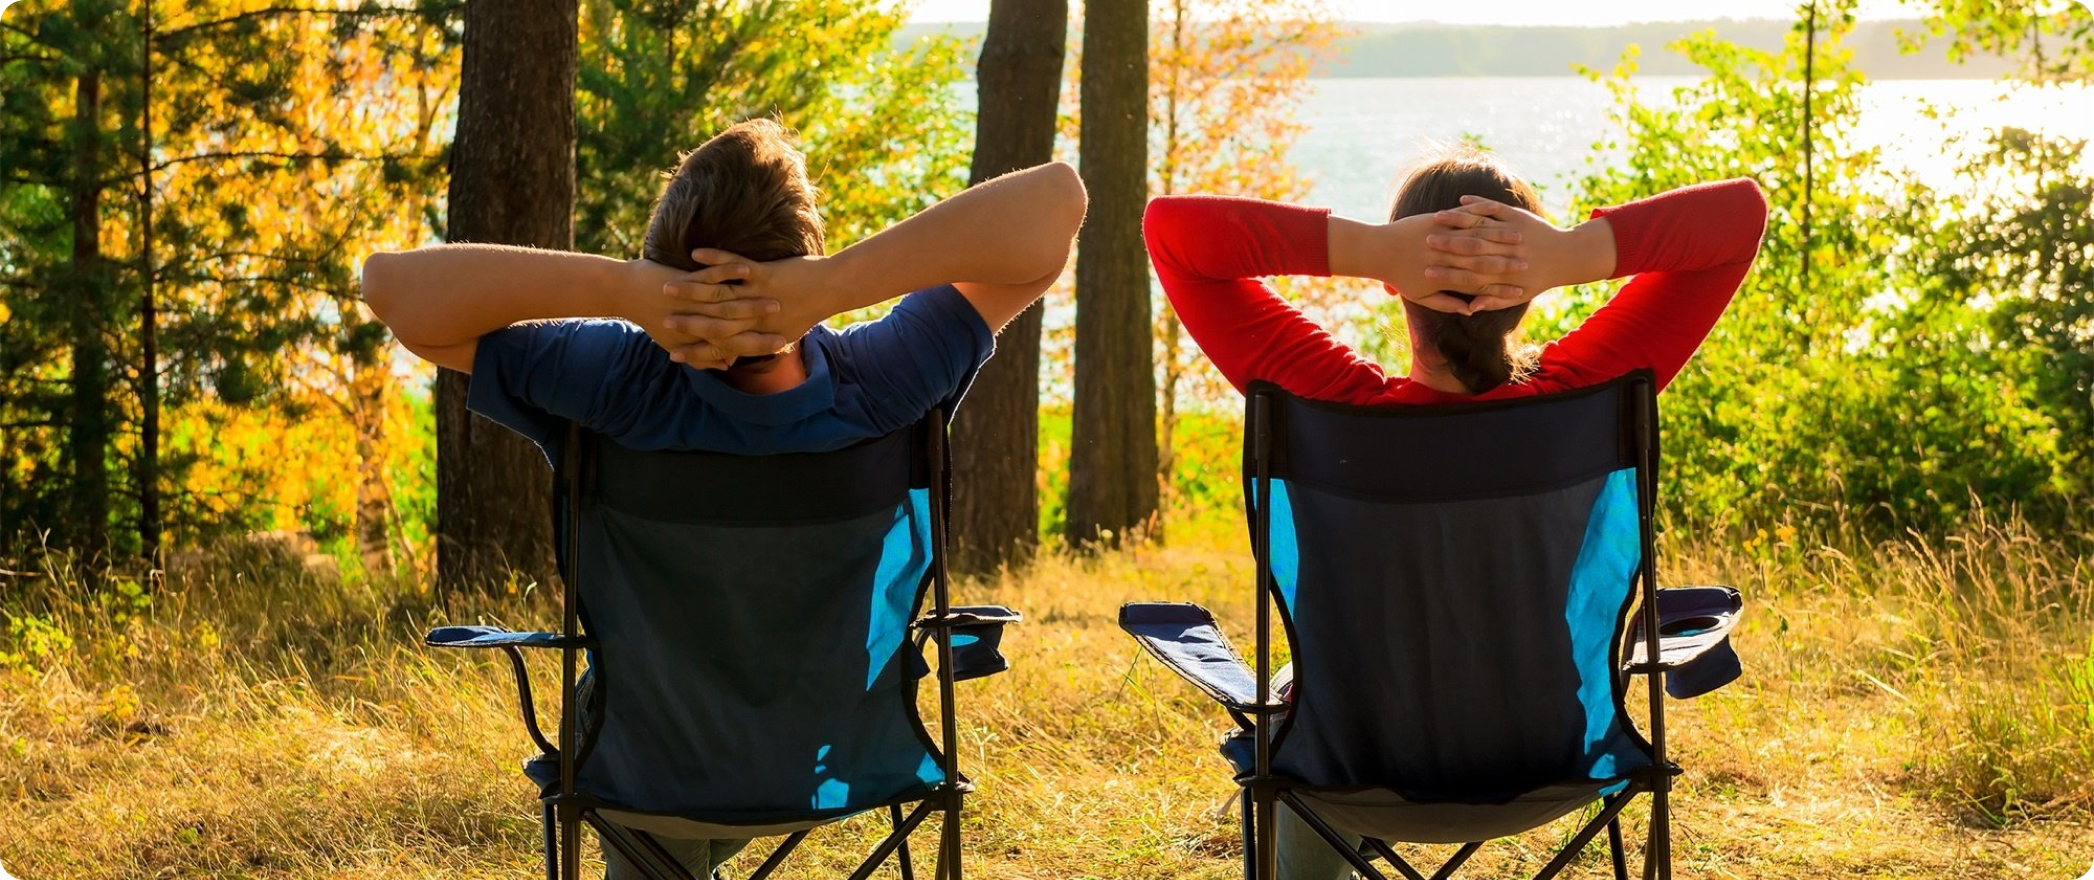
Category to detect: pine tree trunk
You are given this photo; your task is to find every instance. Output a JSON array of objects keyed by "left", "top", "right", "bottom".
[
  {"left": 949, "top": 0, "right": 1069, "bottom": 576},
  {"left": 1066, "top": 0, "right": 1155, "bottom": 549},
  {"left": 436, "top": 0, "right": 579, "bottom": 590},
  {"left": 353, "top": 361, "right": 395, "bottom": 579},
  {"left": 67, "top": 71, "right": 111, "bottom": 574},
  {"left": 138, "top": 11, "right": 160, "bottom": 566}
]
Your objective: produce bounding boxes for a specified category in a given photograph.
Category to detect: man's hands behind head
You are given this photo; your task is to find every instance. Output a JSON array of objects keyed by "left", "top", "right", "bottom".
[{"left": 655, "top": 248, "right": 844, "bottom": 368}]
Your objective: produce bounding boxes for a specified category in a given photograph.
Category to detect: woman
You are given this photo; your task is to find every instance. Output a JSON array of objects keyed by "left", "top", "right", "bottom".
[
  {"left": 1144, "top": 147, "right": 1768, "bottom": 405},
  {"left": 1142, "top": 148, "right": 1768, "bottom": 880}
]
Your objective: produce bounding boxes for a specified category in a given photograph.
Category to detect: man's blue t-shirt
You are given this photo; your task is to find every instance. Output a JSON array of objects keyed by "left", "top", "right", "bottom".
[{"left": 467, "top": 284, "right": 994, "bottom": 460}]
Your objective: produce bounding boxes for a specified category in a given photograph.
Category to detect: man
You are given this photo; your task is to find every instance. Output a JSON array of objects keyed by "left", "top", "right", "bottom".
[{"left": 361, "top": 119, "right": 1085, "bottom": 879}]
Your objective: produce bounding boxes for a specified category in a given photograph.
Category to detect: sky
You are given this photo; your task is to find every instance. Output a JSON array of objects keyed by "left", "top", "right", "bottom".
[{"left": 907, "top": 0, "right": 1938, "bottom": 26}]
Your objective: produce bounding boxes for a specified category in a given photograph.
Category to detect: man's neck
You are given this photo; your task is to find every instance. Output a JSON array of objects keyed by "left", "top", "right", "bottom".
[{"left": 721, "top": 342, "right": 811, "bottom": 395}]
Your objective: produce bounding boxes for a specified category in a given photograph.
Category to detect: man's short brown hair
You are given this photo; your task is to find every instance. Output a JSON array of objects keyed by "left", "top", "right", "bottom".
[{"left": 643, "top": 119, "right": 825, "bottom": 272}]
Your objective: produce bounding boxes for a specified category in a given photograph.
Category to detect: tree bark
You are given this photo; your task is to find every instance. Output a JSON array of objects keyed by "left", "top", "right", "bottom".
[
  {"left": 138, "top": 10, "right": 160, "bottom": 566},
  {"left": 436, "top": 0, "right": 579, "bottom": 590},
  {"left": 68, "top": 71, "right": 111, "bottom": 573},
  {"left": 1066, "top": 0, "right": 1155, "bottom": 550},
  {"left": 949, "top": 0, "right": 1069, "bottom": 576}
]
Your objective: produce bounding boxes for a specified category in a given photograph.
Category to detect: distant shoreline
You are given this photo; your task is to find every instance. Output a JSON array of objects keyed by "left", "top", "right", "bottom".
[{"left": 898, "top": 18, "right": 2020, "bottom": 81}]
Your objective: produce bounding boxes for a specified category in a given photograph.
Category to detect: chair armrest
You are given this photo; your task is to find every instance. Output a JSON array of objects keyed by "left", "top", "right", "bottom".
[
  {"left": 426, "top": 625, "right": 590, "bottom": 650},
  {"left": 1119, "top": 602, "right": 1264, "bottom": 711},
  {"left": 918, "top": 605, "right": 1022, "bottom": 682},
  {"left": 424, "top": 624, "right": 583, "bottom": 755},
  {"left": 1624, "top": 586, "right": 1743, "bottom": 699}
]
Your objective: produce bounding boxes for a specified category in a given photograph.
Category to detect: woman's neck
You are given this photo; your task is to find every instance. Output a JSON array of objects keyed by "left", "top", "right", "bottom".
[{"left": 1408, "top": 353, "right": 1471, "bottom": 395}]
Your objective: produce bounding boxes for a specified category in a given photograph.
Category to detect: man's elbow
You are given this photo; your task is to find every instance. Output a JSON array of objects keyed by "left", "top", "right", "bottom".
[
  {"left": 1027, "top": 161, "right": 1084, "bottom": 277},
  {"left": 1045, "top": 160, "right": 1087, "bottom": 236},
  {"left": 359, "top": 251, "right": 402, "bottom": 319}
]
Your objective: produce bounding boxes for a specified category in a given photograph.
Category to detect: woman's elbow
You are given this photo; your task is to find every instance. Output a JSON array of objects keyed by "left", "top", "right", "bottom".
[
  {"left": 1141, "top": 197, "right": 1192, "bottom": 267},
  {"left": 1730, "top": 178, "right": 1771, "bottom": 224}
]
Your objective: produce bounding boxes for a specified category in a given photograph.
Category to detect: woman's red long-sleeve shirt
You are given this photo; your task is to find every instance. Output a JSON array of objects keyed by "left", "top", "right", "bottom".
[{"left": 1143, "top": 179, "right": 1770, "bottom": 404}]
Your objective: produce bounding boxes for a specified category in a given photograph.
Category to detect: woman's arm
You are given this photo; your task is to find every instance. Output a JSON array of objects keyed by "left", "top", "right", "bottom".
[
  {"left": 1142, "top": 195, "right": 1520, "bottom": 400},
  {"left": 360, "top": 245, "right": 783, "bottom": 373},
  {"left": 1538, "top": 178, "right": 1770, "bottom": 390}
]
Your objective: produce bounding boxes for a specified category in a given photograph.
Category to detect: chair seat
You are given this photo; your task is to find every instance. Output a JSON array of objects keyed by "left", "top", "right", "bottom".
[
  {"left": 523, "top": 753, "right": 943, "bottom": 831},
  {"left": 1286, "top": 780, "right": 1632, "bottom": 845},
  {"left": 1219, "top": 731, "right": 1638, "bottom": 844}
]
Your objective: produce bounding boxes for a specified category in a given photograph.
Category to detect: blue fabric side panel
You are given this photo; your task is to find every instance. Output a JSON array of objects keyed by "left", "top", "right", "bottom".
[
  {"left": 916, "top": 752, "right": 945, "bottom": 786},
  {"left": 1268, "top": 480, "right": 1302, "bottom": 615},
  {"left": 864, "top": 489, "right": 933, "bottom": 689},
  {"left": 1565, "top": 468, "right": 1645, "bottom": 779},
  {"left": 811, "top": 744, "right": 851, "bottom": 809}
]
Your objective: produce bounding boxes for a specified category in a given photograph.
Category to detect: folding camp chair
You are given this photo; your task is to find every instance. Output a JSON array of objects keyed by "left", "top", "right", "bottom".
[
  {"left": 426, "top": 411, "right": 1018, "bottom": 880},
  {"left": 1120, "top": 372, "right": 1743, "bottom": 880}
]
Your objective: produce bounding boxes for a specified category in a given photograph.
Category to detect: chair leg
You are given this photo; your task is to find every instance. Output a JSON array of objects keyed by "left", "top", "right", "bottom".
[
  {"left": 1607, "top": 817, "right": 1628, "bottom": 880},
  {"left": 1651, "top": 787, "right": 1673, "bottom": 880},
  {"left": 1530, "top": 794, "right": 1634, "bottom": 880},
  {"left": 943, "top": 790, "right": 964, "bottom": 880},
  {"left": 893, "top": 803, "right": 917, "bottom": 880},
  {"left": 1240, "top": 791, "right": 1257, "bottom": 880},
  {"left": 543, "top": 804, "right": 560, "bottom": 880},
  {"left": 560, "top": 804, "right": 583, "bottom": 880},
  {"left": 1254, "top": 791, "right": 1279, "bottom": 880},
  {"left": 1427, "top": 841, "right": 1483, "bottom": 880}
]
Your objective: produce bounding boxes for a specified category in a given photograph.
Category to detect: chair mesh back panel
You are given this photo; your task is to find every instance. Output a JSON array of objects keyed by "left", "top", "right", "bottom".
[
  {"left": 568, "top": 428, "right": 944, "bottom": 823},
  {"left": 1250, "top": 378, "right": 1655, "bottom": 803}
]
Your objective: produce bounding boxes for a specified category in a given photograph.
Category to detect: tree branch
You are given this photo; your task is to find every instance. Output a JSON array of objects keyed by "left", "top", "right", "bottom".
[{"left": 156, "top": 4, "right": 447, "bottom": 43}]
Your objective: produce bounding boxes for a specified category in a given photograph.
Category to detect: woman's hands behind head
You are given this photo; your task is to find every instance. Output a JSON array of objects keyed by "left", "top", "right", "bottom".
[
  {"left": 1378, "top": 206, "right": 1531, "bottom": 315},
  {"left": 1422, "top": 195, "right": 1614, "bottom": 313}
]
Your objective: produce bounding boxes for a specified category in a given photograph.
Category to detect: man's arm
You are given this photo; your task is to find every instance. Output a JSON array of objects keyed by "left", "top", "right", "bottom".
[
  {"left": 661, "top": 161, "right": 1088, "bottom": 346},
  {"left": 359, "top": 244, "right": 787, "bottom": 373}
]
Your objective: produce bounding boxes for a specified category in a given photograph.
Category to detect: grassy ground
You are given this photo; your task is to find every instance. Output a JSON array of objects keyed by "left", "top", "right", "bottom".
[{"left": 2, "top": 513, "right": 2090, "bottom": 879}]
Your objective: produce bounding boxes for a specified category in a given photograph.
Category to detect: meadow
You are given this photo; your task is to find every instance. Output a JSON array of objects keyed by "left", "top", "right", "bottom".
[
  {"left": 5, "top": 2, "right": 2092, "bottom": 878},
  {"left": 3, "top": 489, "right": 2090, "bottom": 879}
]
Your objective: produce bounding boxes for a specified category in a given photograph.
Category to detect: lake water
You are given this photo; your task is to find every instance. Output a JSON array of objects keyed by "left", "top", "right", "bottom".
[{"left": 1288, "top": 77, "right": 2094, "bottom": 220}]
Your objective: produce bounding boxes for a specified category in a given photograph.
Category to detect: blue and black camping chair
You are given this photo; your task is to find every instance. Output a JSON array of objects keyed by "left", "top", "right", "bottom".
[
  {"left": 426, "top": 411, "right": 1018, "bottom": 880},
  {"left": 1120, "top": 372, "right": 1743, "bottom": 880}
]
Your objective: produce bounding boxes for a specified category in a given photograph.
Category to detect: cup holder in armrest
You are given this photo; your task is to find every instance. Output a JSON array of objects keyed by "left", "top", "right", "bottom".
[{"left": 941, "top": 605, "right": 1022, "bottom": 682}]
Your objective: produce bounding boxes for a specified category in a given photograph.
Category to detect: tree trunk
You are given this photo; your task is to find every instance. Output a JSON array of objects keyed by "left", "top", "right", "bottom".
[
  {"left": 436, "top": 0, "right": 579, "bottom": 590},
  {"left": 1066, "top": 0, "right": 1155, "bottom": 550},
  {"left": 138, "top": 10, "right": 160, "bottom": 566},
  {"left": 353, "top": 359, "right": 395, "bottom": 579},
  {"left": 949, "top": 0, "right": 1069, "bottom": 576},
  {"left": 68, "top": 71, "right": 111, "bottom": 573}
]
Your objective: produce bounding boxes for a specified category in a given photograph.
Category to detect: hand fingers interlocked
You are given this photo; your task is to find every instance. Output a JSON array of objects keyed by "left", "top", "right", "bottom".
[
  {"left": 658, "top": 248, "right": 790, "bottom": 369},
  {"left": 1414, "top": 196, "right": 1532, "bottom": 312}
]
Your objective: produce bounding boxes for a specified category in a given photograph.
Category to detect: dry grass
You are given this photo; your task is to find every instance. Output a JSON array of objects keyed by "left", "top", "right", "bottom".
[{"left": 2, "top": 513, "right": 2090, "bottom": 879}]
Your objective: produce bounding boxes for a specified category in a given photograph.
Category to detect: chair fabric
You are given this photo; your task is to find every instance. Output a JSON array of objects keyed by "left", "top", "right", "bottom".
[
  {"left": 1252, "top": 378, "right": 1656, "bottom": 817},
  {"left": 558, "top": 427, "right": 954, "bottom": 827},
  {"left": 431, "top": 418, "right": 1017, "bottom": 851},
  {"left": 1121, "top": 603, "right": 1259, "bottom": 709}
]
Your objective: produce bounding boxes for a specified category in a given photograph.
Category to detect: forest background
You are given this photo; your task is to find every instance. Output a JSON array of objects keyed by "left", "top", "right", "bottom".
[{"left": 2, "top": 0, "right": 2092, "bottom": 877}]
